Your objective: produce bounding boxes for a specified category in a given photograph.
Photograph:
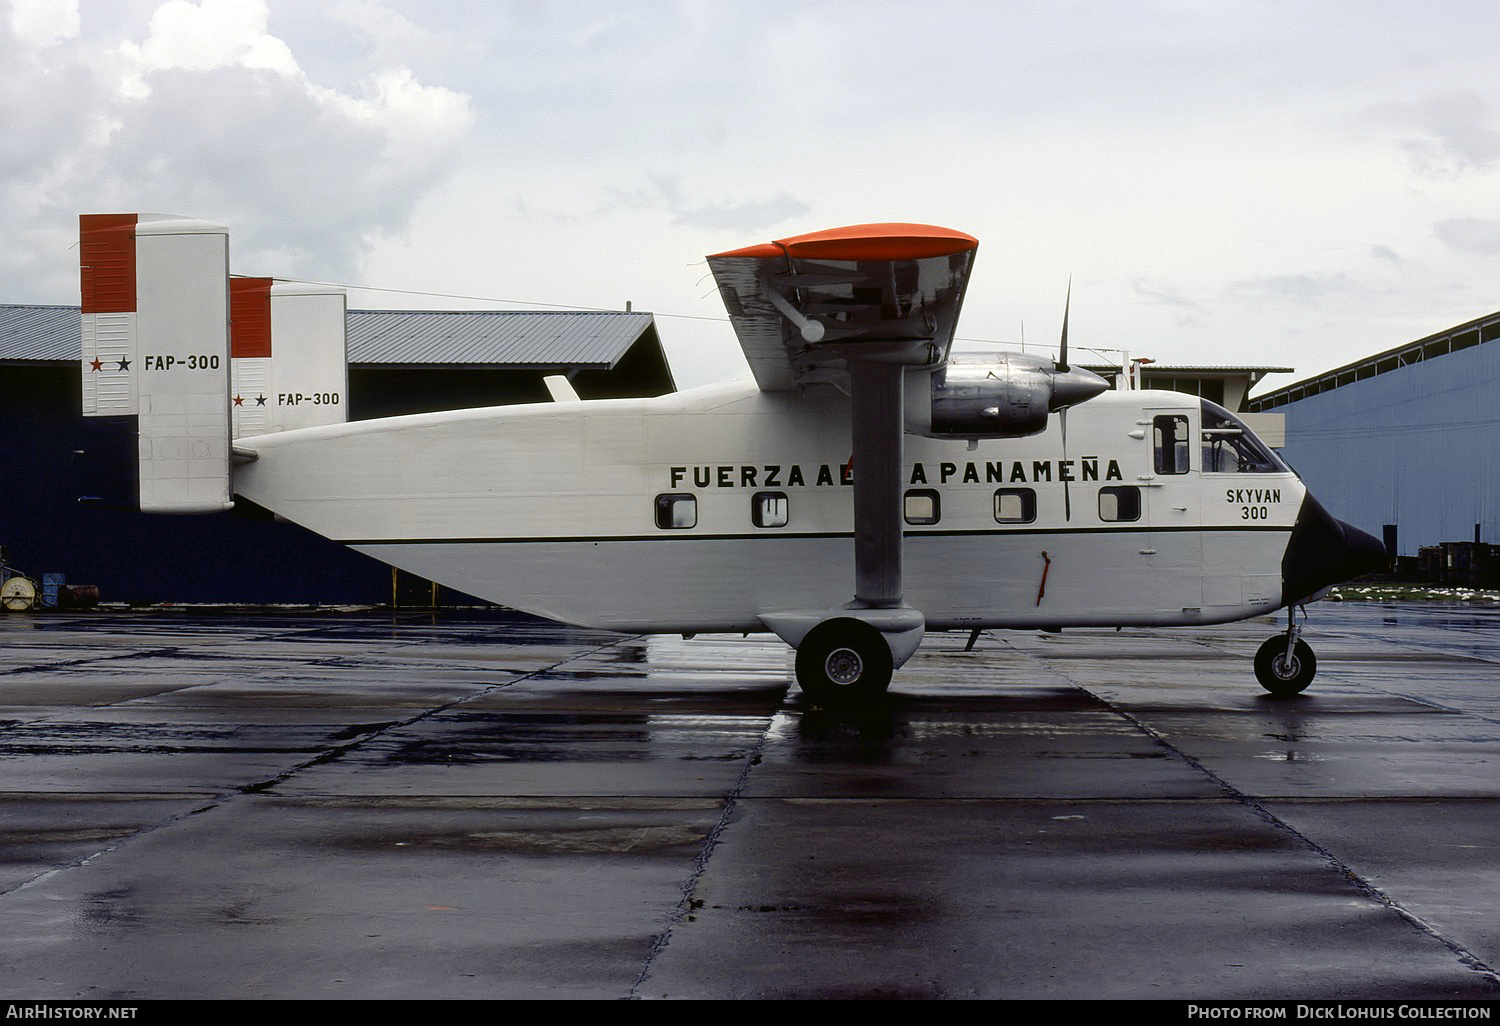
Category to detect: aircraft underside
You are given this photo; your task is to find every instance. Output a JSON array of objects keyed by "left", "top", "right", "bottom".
[{"left": 347, "top": 530, "right": 1290, "bottom": 634}]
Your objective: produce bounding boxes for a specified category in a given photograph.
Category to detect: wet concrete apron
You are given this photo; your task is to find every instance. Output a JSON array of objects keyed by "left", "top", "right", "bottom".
[{"left": 0, "top": 606, "right": 1497, "bottom": 999}]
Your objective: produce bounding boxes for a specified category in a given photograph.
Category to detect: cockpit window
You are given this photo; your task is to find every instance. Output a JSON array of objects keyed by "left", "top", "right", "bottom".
[{"left": 1200, "top": 400, "right": 1288, "bottom": 474}]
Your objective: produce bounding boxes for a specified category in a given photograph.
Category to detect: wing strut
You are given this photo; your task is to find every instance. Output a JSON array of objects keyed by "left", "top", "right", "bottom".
[{"left": 850, "top": 360, "right": 906, "bottom": 607}]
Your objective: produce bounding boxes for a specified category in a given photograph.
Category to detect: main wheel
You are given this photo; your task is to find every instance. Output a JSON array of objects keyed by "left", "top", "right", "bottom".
[
  {"left": 1254, "top": 635, "right": 1316, "bottom": 697},
  {"left": 794, "top": 618, "right": 893, "bottom": 705}
]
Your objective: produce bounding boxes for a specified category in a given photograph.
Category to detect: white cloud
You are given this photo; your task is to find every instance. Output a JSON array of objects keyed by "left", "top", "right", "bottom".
[
  {"left": 1227, "top": 273, "right": 1358, "bottom": 307},
  {"left": 0, "top": 2, "right": 102, "bottom": 279},
  {"left": 118, "top": 0, "right": 298, "bottom": 91},
  {"left": 0, "top": 0, "right": 474, "bottom": 298},
  {"left": 603, "top": 176, "right": 810, "bottom": 234},
  {"left": 308, "top": 68, "right": 473, "bottom": 166},
  {"left": 1435, "top": 218, "right": 1500, "bottom": 256},
  {"left": 326, "top": 0, "right": 449, "bottom": 68},
  {"left": 1370, "top": 91, "right": 1500, "bottom": 177},
  {"left": 11, "top": 1, "right": 1500, "bottom": 391},
  {"left": 8, "top": 0, "right": 78, "bottom": 49},
  {"left": 1133, "top": 280, "right": 1208, "bottom": 313}
]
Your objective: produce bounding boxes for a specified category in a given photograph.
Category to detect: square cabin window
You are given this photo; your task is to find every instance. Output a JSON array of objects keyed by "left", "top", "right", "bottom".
[
  {"left": 752, "top": 491, "right": 789, "bottom": 528},
  {"left": 994, "top": 488, "right": 1037, "bottom": 524},
  {"left": 1098, "top": 485, "right": 1141, "bottom": 523},
  {"left": 904, "top": 489, "right": 941, "bottom": 525},
  {"left": 655, "top": 493, "right": 697, "bottom": 529}
]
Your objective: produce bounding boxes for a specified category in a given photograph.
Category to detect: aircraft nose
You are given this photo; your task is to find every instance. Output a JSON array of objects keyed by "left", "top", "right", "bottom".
[
  {"left": 1281, "top": 493, "right": 1388, "bottom": 606},
  {"left": 1050, "top": 366, "right": 1110, "bottom": 411}
]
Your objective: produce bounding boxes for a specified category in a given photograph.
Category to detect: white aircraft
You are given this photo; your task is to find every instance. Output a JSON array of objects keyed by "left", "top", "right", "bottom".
[{"left": 77, "top": 214, "right": 1385, "bottom": 702}]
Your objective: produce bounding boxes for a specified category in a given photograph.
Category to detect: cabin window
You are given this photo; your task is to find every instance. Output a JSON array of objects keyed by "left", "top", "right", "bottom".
[
  {"left": 1099, "top": 486, "right": 1141, "bottom": 522},
  {"left": 1153, "top": 415, "right": 1190, "bottom": 475},
  {"left": 994, "top": 488, "right": 1037, "bottom": 524},
  {"left": 904, "top": 489, "right": 941, "bottom": 525},
  {"left": 1200, "top": 399, "right": 1288, "bottom": 474},
  {"left": 752, "top": 491, "right": 789, "bottom": 528},
  {"left": 655, "top": 493, "right": 697, "bottom": 529}
]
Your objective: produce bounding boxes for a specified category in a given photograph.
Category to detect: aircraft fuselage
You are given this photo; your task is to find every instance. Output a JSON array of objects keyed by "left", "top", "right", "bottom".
[{"left": 233, "top": 381, "right": 1303, "bottom": 634}]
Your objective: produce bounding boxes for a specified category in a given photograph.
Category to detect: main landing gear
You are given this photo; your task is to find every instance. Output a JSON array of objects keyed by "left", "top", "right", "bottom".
[
  {"left": 768, "top": 607, "right": 922, "bottom": 707},
  {"left": 1255, "top": 606, "right": 1317, "bottom": 698},
  {"left": 794, "top": 618, "right": 894, "bottom": 705}
]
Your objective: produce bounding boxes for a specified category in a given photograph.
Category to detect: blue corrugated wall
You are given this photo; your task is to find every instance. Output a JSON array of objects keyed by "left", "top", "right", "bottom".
[
  {"left": 5, "top": 367, "right": 410, "bottom": 604},
  {"left": 1277, "top": 340, "right": 1500, "bottom": 556}
]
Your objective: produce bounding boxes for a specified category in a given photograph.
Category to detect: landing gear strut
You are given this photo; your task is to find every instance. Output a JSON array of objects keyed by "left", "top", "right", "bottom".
[{"left": 1255, "top": 606, "right": 1317, "bottom": 697}]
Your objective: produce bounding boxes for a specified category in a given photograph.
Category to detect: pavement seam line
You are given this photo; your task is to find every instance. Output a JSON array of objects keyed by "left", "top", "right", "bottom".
[
  {"left": 0, "top": 632, "right": 636, "bottom": 901},
  {"left": 0, "top": 617, "right": 386, "bottom": 679},
  {"left": 1005, "top": 634, "right": 1500, "bottom": 991},
  {"left": 233, "top": 633, "right": 635, "bottom": 793},
  {"left": 628, "top": 686, "right": 790, "bottom": 999}
]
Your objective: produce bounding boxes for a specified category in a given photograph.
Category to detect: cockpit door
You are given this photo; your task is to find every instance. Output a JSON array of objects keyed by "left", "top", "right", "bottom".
[{"left": 1142, "top": 409, "right": 1204, "bottom": 615}]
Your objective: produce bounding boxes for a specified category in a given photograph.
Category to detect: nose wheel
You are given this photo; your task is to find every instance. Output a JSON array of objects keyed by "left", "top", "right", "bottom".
[{"left": 1255, "top": 607, "right": 1317, "bottom": 697}]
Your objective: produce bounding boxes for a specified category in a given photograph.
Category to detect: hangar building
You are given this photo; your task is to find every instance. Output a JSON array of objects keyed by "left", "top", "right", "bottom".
[
  {"left": 1248, "top": 310, "right": 1500, "bottom": 563},
  {"left": 2, "top": 304, "right": 673, "bottom": 606},
  {"left": 5, "top": 296, "right": 1296, "bottom": 607}
]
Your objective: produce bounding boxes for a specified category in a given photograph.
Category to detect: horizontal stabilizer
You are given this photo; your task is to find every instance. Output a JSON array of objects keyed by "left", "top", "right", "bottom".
[{"left": 543, "top": 374, "right": 581, "bottom": 402}]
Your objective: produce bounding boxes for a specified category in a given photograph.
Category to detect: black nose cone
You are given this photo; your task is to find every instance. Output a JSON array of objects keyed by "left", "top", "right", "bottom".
[{"left": 1282, "top": 493, "right": 1387, "bottom": 606}]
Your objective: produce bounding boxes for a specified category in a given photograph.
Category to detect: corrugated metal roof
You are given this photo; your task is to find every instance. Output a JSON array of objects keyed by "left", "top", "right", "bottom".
[
  {"left": 1081, "top": 364, "right": 1295, "bottom": 374},
  {"left": 0, "top": 305, "right": 79, "bottom": 362},
  {"left": 0, "top": 304, "right": 656, "bottom": 369},
  {"left": 1144, "top": 365, "right": 1294, "bottom": 374},
  {"left": 346, "top": 310, "right": 653, "bottom": 368},
  {"left": 1248, "top": 309, "right": 1500, "bottom": 412}
]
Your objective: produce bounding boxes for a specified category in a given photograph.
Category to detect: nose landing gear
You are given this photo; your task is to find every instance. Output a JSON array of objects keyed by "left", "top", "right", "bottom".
[{"left": 1255, "top": 606, "right": 1317, "bottom": 697}]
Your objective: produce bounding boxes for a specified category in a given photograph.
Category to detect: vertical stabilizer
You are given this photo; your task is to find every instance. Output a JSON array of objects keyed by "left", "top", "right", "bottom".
[
  {"left": 80, "top": 213, "right": 234, "bottom": 513},
  {"left": 230, "top": 280, "right": 348, "bottom": 439}
]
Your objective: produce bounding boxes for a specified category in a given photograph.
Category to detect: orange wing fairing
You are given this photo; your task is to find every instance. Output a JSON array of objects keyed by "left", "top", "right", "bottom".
[{"left": 710, "top": 222, "right": 978, "bottom": 263}]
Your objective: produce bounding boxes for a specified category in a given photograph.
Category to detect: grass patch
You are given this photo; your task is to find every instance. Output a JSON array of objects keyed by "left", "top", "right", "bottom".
[{"left": 1328, "top": 584, "right": 1500, "bottom": 604}]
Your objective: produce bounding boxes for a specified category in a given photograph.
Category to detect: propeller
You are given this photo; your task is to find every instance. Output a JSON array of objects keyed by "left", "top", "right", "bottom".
[{"left": 1058, "top": 280, "right": 1073, "bottom": 521}]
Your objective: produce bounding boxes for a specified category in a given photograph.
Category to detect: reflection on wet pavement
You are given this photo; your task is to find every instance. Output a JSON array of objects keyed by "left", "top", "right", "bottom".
[{"left": 0, "top": 605, "right": 1497, "bottom": 998}]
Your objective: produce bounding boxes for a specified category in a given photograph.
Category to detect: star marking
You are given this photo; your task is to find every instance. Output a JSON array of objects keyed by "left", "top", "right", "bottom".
[
  {"left": 233, "top": 395, "right": 244, "bottom": 407},
  {"left": 116, "top": 357, "right": 130, "bottom": 371},
  {"left": 255, "top": 395, "right": 267, "bottom": 406},
  {"left": 89, "top": 358, "right": 103, "bottom": 372}
]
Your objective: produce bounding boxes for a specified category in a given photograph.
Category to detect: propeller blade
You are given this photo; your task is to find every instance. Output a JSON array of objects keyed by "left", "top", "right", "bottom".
[
  {"left": 1057, "top": 277, "right": 1072, "bottom": 373},
  {"left": 1061, "top": 406, "right": 1071, "bottom": 522}
]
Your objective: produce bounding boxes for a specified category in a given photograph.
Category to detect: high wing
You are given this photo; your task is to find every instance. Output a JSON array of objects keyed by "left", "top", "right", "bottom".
[
  {"left": 705, "top": 222, "right": 1108, "bottom": 701},
  {"left": 706, "top": 222, "right": 979, "bottom": 392},
  {"left": 704, "top": 224, "right": 982, "bottom": 689}
]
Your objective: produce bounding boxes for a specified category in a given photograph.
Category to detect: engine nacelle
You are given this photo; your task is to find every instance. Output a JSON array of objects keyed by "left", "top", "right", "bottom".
[{"left": 904, "top": 354, "right": 1109, "bottom": 440}]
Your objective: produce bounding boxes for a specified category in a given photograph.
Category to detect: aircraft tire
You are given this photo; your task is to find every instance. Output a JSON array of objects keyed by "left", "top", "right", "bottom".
[
  {"left": 795, "top": 618, "right": 893, "bottom": 704},
  {"left": 1254, "top": 635, "right": 1316, "bottom": 697}
]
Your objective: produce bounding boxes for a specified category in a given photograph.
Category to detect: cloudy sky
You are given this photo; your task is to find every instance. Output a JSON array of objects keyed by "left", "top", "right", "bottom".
[{"left": 6, "top": 0, "right": 1500, "bottom": 390}]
